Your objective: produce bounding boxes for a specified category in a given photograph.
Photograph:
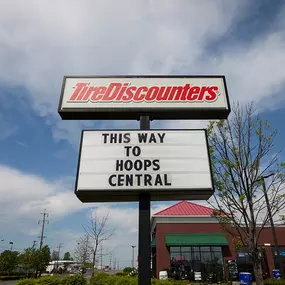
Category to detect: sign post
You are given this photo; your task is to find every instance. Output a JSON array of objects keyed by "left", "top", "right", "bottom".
[
  {"left": 58, "top": 75, "right": 230, "bottom": 285},
  {"left": 138, "top": 115, "right": 151, "bottom": 285}
]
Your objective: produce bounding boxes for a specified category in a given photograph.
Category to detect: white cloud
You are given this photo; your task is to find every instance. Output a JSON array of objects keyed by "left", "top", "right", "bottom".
[
  {"left": 210, "top": 32, "right": 285, "bottom": 109},
  {"left": 84, "top": 202, "right": 171, "bottom": 267},
  {"left": 0, "top": 165, "right": 89, "bottom": 235},
  {"left": 1, "top": 0, "right": 285, "bottom": 265},
  {"left": 1, "top": 163, "right": 283, "bottom": 264},
  {"left": 0, "top": 0, "right": 253, "bottom": 145},
  {"left": 1, "top": 0, "right": 284, "bottom": 144},
  {"left": 0, "top": 163, "right": 172, "bottom": 264}
]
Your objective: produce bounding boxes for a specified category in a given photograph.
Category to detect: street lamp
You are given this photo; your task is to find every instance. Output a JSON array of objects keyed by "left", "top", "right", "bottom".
[
  {"left": 9, "top": 242, "right": 13, "bottom": 251},
  {"left": 258, "top": 173, "right": 284, "bottom": 276},
  {"left": 131, "top": 245, "right": 136, "bottom": 268}
]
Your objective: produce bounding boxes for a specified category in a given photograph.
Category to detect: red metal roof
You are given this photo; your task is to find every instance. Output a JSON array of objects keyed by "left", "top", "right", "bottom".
[{"left": 153, "top": 200, "right": 214, "bottom": 216}]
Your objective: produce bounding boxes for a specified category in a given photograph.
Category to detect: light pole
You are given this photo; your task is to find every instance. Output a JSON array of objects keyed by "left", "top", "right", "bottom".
[
  {"left": 56, "top": 243, "right": 63, "bottom": 271},
  {"left": 132, "top": 245, "right": 136, "bottom": 268},
  {"left": 259, "top": 173, "right": 284, "bottom": 276},
  {"left": 9, "top": 242, "right": 13, "bottom": 251}
]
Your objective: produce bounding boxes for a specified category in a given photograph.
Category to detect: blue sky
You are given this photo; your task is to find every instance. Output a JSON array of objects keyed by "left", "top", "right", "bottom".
[{"left": 0, "top": 0, "right": 285, "bottom": 268}]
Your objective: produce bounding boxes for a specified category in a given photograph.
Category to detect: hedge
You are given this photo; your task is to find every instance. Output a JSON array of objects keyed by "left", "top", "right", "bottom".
[
  {"left": 264, "top": 279, "right": 285, "bottom": 285},
  {"left": 16, "top": 273, "right": 191, "bottom": 285},
  {"left": 16, "top": 275, "right": 87, "bottom": 285},
  {"left": 17, "top": 279, "right": 37, "bottom": 285},
  {"left": 60, "top": 275, "right": 87, "bottom": 285},
  {"left": 89, "top": 273, "right": 189, "bottom": 285}
]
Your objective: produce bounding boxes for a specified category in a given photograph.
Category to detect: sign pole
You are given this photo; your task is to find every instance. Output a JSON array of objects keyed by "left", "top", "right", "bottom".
[{"left": 138, "top": 115, "right": 151, "bottom": 285}]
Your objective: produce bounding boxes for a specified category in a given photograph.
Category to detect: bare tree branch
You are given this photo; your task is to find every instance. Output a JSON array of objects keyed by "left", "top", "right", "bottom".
[{"left": 83, "top": 209, "right": 115, "bottom": 276}]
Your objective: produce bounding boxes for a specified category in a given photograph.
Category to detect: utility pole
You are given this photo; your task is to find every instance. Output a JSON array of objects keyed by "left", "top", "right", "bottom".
[
  {"left": 132, "top": 245, "right": 136, "bottom": 268},
  {"left": 109, "top": 253, "right": 112, "bottom": 268},
  {"left": 32, "top": 240, "right": 37, "bottom": 249},
  {"left": 117, "top": 260, "right": 119, "bottom": 270},
  {"left": 56, "top": 243, "right": 63, "bottom": 270},
  {"left": 85, "top": 235, "right": 89, "bottom": 265},
  {"left": 113, "top": 258, "right": 116, "bottom": 270},
  {"left": 38, "top": 209, "right": 49, "bottom": 250}
]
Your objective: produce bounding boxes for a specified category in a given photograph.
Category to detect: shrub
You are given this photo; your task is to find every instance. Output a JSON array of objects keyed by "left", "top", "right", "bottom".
[
  {"left": 155, "top": 279, "right": 189, "bottom": 285},
  {"left": 264, "top": 279, "right": 285, "bottom": 285},
  {"left": 89, "top": 272, "right": 112, "bottom": 285},
  {"left": 17, "top": 275, "right": 61, "bottom": 285},
  {"left": 116, "top": 272, "right": 127, "bottom": 276},
  {"left": 89, "top": 274, "right": 138, "bottom": 285},
  {"left": 60, "top": 274, "right": 87, "bottom": 285},
  {"left": 123, "top": 267, "right": 134, "bottom": 274},
  {"left": 17, "top": 279, "right": 36, "bottom": 285},
  {"left": 115, "top": 276, "right": 137, "bottom": 285},
  {"left": 90, "top": 274, "right": 191, "bottom": 285}
]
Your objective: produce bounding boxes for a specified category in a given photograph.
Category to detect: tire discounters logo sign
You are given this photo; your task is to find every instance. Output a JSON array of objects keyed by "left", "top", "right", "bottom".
[
  {"left": 58, "top": 76, "right": 230, "bottom": 120},
  {"left": 75, "top": 130, "right": 214, "bottom": 202}
]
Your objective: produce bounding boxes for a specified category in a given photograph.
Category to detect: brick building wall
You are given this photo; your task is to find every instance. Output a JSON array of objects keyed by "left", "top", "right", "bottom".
[{"left": 154, "top": 222, "right": 285, "bottom": 278}]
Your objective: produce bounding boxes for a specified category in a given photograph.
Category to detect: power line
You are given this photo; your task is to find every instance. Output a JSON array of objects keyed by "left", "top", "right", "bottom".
[{"left": 38, "top": 209, "right": 49, "bottom": 250}]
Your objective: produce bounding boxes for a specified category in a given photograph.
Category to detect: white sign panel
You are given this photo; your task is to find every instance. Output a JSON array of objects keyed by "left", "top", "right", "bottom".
[
  {"left": 75, "top": 130, "right": 214, "bottom": 202},
  {"left": 59, "top": 76, "right": 230, "bottom": 120}
]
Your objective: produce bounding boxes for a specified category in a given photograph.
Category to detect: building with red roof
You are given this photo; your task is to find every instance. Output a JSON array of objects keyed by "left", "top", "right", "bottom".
[{"left": 151, "top": 200, "right": 285, "bottom": 280}]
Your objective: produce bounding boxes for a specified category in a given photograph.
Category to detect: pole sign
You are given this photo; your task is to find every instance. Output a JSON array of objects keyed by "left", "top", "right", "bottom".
[
  {"left": 75, "top": 129, "right": 214, "bottom": 202},
  {"left": 58, "top": 76, "right": 230, "bottom": 120}
]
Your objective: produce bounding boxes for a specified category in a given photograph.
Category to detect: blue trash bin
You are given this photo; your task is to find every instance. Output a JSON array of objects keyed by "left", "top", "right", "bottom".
[
  {"left": 239, "top": 272, "right": 252, "bottom": 285},
  {"left": 272, "top": 269, "right": 282, "bottom": 279}
]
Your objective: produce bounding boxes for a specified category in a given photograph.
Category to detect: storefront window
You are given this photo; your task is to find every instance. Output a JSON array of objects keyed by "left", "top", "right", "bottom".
[
  {"left": 201, "top": 246, "right": 211, "bottom": 252},
  {"left": 211, "top": 246, "right": 222, "bottom": 252},
  {"left": 201, "top": 251, "right": 212, "bottom": 263},
  {"left": 170, "top": 247, "right": 180, "bottom": 253},
  {"left": 193, "top": 247, "right": 201, "bottom": 260},
  {"left": 271, "top": 245, "right": 285, "bottom": 273},
  {"left": 212, "top": 250, "right": 223, "bottom": 264},
  {"left": 169, "top": 246, "right": 224, "bottom": 276}
]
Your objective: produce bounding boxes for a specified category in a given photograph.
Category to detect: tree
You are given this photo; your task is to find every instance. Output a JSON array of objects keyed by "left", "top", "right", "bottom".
[
  {"left": 19, "top": 248, "right": 36, "bottom": 274},
  {"left": 19, "top": 245, "right": 50, "bottom": 277},
  {"left": 37, "top": 245, "right": 51, "bottom": 275},
  {"left": 208, "top": 103, "right": 285, "bottom": 285},
  {"left": 73, "top": 235, "right": 93, "bottom": 271},
  {"left": 0, "top": 250, "right": 19, "bottom": 275},
  {"left": 63, "top": 251, "right": 73, "bottom": 261},
  {"left": 83, "top": 210, "right": 115, "bottom": 276},
  {"left": 51, "top": 250, "right": 59, "bottom": 261}
]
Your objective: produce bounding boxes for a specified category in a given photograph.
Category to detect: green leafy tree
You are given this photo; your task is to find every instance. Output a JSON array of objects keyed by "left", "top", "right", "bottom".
[
  {"left": 208, "top": 103, "right": 285, "bottom": 285},
  {"left": 36, "top": 245, "right": 51, "bottom": 276},
  {"left": 0, "top": 250, "right": 19, "bottom": 275},
  {"left": 19, "top": 245, "right": 50, "bottom": 277},
  {"left": 63, "top": 251, "right": 73, "bottom": 261},
  {"left": 19, "top": 247, "right": 36, "bottom": 274}
]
